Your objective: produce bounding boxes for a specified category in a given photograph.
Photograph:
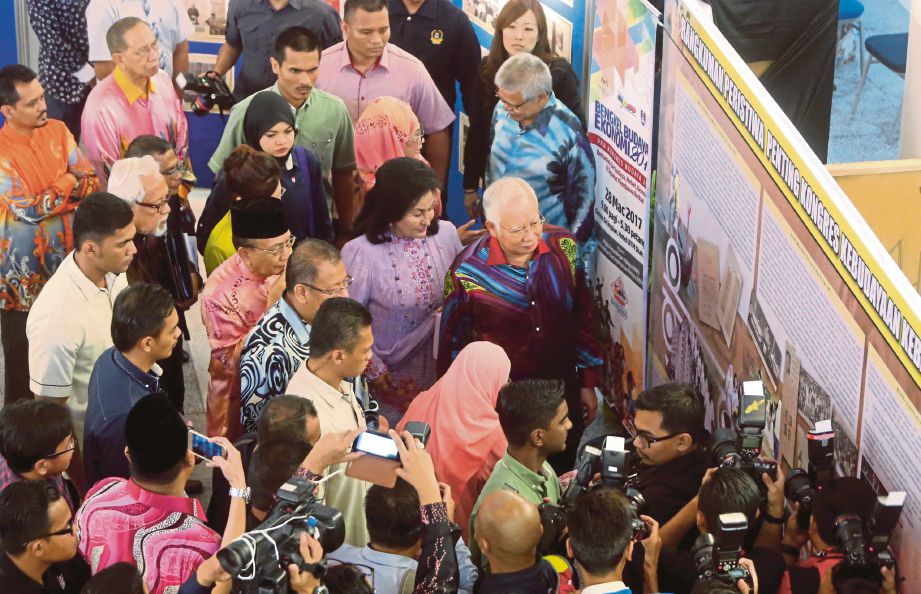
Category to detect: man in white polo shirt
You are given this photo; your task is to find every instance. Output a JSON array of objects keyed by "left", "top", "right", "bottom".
[
  {"left": 285, "top": 296, "right": 373, "bottom": 546},
  {"left": 27, "top": 192, "right": 136, "bottom": 460}
]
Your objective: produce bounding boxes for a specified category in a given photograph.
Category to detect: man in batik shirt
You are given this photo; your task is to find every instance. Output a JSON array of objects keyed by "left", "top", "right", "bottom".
[{"left": 439, "top": 178, "right": 602, "bottom": 471}]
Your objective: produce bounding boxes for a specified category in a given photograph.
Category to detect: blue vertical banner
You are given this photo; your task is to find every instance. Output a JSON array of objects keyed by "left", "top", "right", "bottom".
[{"left": 587, "top": 0, "right": 658, "bottom": 415}]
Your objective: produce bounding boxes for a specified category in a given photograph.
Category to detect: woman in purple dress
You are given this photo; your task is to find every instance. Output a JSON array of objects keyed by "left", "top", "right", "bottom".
[{"left": 343, "top": 158, "right": 463, "bottom": 422}]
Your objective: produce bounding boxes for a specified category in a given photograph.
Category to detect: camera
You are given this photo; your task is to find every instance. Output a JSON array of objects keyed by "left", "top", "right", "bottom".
[
  {"left": 363, "top": 397, "right": 380, "bottom": 431},
  {"left": 712, "top": 381, "right": 777, "bottom": 483},
  {"left": 692, "top": 512, "right": 753, "bottom": 589},
  {"left": 598, "top": 436, "right": 649, "bottom": 541},
  {"left": 218, "top": 477, "right": 345, "bottom": 593},
  {"left": 176, "top": 72, "right": 235, "bottom": 116},
  {"left": 831, "top": 491, "right": 905, "bottom": 588},
  {"left": 784, "top": 420, "right": 835, "bottom": 530}
]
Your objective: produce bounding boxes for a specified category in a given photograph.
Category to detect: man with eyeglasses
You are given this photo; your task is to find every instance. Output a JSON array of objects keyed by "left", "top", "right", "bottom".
[
  {"left": 439, "top": 178, "right": 602, "bottom": 472},
  {"left": 81, "top": 17, "right": 190, "bottom": 187},
  {"left": 201, "top": 197, "right": 291, "bottom": 439},
  {"left": 240, "top": 239, "right": 367, "bottom": 433},
  {"left": 486, "top": 53, "right": 595, "bottom": 249},
  {"left": 630, "top": 383, "right": 711, "bottom": 536},
  {"left": 0, "top": 481, "right": 90, "bottom": 594}
]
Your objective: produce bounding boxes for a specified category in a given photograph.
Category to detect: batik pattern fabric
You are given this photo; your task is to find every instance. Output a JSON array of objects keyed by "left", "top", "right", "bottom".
[
  {"left": 200, "top": 252, "right": 278, "bottom": 438},
  {"left": 438, "top": 226, "right": 603, "bottom": 384},
  {"left": 0, "top": 120, "right": 98, "bottom": 311},
  {"left": 80, "top": 68, "right": 189, "bottom": 185},
  {"left": 75, "top": 477, "right": 220, "bottom": 594},
  {"left": 239, "top": 298, "right": 311, "bottom": 433},
  {"left": 487, "top": 93, "right": 596, "bottom": 246},
  {"left": 27, "top": 0, "right": 91, "bottom": 104}
]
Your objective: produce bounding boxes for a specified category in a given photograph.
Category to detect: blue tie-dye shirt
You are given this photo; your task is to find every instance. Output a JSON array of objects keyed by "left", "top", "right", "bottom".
[{"left": 487, "top": 92, "right": 596, "bottom": 244}]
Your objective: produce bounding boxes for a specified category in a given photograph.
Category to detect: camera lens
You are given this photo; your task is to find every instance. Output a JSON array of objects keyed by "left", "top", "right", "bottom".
[
  {"left": 784, "top": 469, "right": 813, "bottom": 504},
  {"left": 192, "top": 94, "right": 214, "bottom": 116},
  {"left": 711, "top": 428, "right": 739, "bottom": 463},
  {"left": 217, "top": 538, "right": 252, "bottom": 577}
]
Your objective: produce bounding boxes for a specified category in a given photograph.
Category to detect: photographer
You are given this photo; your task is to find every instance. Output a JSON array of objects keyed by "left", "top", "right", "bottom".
[
  {"left": 657, "top": 468, "right": 785, "bottom": 594},
  {"left": 632, "top": 384, "right": 711, "bottom": 537},
  {"left": 778, "top": 477, "right": 877, "bottom": 594},
  {"left": 566, "top": 487, "right": 661, "bottom": 594},
  {"left": 469, "top": 380, "right": 571, "bottom": 565},
  {"left": 691, "top": 558, "right": 759, "bottom": 594}
]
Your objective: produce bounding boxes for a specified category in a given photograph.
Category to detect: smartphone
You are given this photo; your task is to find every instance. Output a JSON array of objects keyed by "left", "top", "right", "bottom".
[
  {"left": 352, "top": 431, "right": 400, "bottom": 460},
  {"left": 189, "top": 430, "right": 227, "bottom": 461}
]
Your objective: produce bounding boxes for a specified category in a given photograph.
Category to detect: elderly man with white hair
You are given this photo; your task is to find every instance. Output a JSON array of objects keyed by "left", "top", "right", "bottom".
[
  {"left": 486, "top": 53, "right": 596, "bottom": 249},
  {"left": 107, "top": 155, "right": 170, "bottom": 237},
  {"left": 438, "top": 177, "right": 602, "bottom": 472}
]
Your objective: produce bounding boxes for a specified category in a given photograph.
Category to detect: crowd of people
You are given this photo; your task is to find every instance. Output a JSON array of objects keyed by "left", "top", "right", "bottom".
[{"left": 0, "top": 0, "right": 902, "bottom": 593}]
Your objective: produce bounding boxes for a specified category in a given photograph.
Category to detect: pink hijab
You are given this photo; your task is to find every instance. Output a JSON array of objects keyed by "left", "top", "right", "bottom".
[
  {"left": 355, "top": 96, "right": 426, "bottom": 187},
  {"left": 397, "top": 342, "right": 510, "bottom": 531}
]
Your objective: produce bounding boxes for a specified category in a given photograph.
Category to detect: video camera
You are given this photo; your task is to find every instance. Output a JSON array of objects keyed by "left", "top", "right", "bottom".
[
  {"left": 831, "top": 492, "right": 905, "bottom": 588},
  {"left": 711, "top": 381, "right": 777, "bottom": 484},
  {"left": 784, "top": 419, "right": 835, "bottom": 530},
  {"left": 692, "top": 512, "right": 754, "bottom": 589},
  {"left": 176, "top": 72, "right": 235, "bottom": 116},
  {"left": 218, "top": 477, "right": 345, "bottom": 594},
  {"left": 537, "top": 436, "right": 647, "bottom": 555}
]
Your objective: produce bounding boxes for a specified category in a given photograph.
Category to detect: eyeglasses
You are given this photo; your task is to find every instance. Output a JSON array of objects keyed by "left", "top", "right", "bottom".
[
  {"left": 496, "top": 92, "right": 532, "bottom": 112},
  {"left": 634, "top": 431, "right": 682, "bottom": 447},
  {"left": 135, "top": 196, "right": 170, "bottom": 214},
  {"left": 45, "top": 436, "right": 76, "bottom": 459},
  {"left": 498, "top": 213, "right": 545, "bottom": 238},
  {"left": 23, "top": 518, "right": 74, "bottom": 547},
  {"left": 160, "top": 165, "right": 182, "bottom": 178},
  {"left": 130, "top": 41, "right": 160, "bottom": 58},
  {"left": 252, "top": 235, "right": 296, "bottom": 257},
  {"left": 304, "top": 274, "right": 354, "bottom": 296},
  {"left": 407, "top": 126, "right": 424, "bottom": 144}
]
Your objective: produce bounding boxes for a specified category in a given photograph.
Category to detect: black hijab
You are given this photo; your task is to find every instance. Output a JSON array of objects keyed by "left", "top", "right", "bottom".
[{"left": 242, "top": 91, "right": 298, "bottom": 157}]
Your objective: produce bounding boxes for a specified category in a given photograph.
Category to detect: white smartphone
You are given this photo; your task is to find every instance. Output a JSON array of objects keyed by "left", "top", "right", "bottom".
[{"left": 188, "top": 430, "right": 227, "bottom": 461}]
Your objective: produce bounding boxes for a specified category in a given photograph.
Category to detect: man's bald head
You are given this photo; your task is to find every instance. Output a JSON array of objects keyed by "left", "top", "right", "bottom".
[{"left": 476, "top": 490, "right": 543, "bottom": 560}]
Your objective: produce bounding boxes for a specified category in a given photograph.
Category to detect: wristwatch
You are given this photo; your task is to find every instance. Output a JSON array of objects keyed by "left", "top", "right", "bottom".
[
  {"left": 228, "top": 486, "right": 251, "bottom": 503},
  {"left": 313, "top": 586, "right": 329, "bottom": 594}
]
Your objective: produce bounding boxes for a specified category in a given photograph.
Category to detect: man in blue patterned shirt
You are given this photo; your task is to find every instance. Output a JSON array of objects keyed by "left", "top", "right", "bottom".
[
  {"left": 487, "top": 53, "right": 596, "bottom": 249},
  {"left": 239, "top": 239, "right": 352, "bottom": 432}
]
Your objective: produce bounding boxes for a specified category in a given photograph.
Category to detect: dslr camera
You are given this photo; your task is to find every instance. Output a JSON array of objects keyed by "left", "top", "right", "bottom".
[
  {"left": 711, "top": 381, "right": 777, "bottom": 484},
  {"left": 784, "top": 420, "right": 835, "bottom": 530},
  {"left": 176, "top": 71, "right": 235, "bottom": 116},
  {"left": 692, "top": 512, "right": 754, "bottom": 589},
  {"left": 537, "top": 436, "right": 647, "bottom": 555},
  {"left": 218, "top": 477, "right": 345, "bottom": 594},
  {"left": 831, "top": 492, "right": 904, "bottom": 588}
]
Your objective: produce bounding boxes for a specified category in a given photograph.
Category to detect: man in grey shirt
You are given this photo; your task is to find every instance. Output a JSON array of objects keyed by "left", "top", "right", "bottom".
[{"left": 214, "top": 0, "right": 342, "bottom": 100}]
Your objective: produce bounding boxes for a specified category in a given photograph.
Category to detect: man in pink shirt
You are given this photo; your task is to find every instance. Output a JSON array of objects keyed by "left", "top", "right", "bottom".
[
  {"left": 200, "top": 197, "right": 291, "bottom": 439},
  {"left": 81, "top": 17, "right": 190, "bottom": 186},
  {"left": 317, "top": 0, "right": 454, "bottom": 188}
]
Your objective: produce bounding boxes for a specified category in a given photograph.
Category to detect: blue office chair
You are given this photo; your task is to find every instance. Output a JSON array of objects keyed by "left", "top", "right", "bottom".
[
  {"left": 851, "top": 33, "right": 909, "bottom": 116},
  {"left": 838, "top": 0, "right": 865, "bottom": 71}
]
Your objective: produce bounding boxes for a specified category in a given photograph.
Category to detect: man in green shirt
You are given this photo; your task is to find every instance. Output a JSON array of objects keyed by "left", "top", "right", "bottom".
[
  {"left": 469, "top": 379, "right": 572, "bottom": 566},
  {"left": 208, "top": 26, "right": 357, "bottom": 235}
]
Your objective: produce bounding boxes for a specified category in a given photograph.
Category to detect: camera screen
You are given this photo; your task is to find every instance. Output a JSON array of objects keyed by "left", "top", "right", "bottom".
[
  {"left": 190, "top": 432, "right": 226, "bottom": 460},
  {"left": 353, "top": 432, "right": 400, "bottom": 460}
]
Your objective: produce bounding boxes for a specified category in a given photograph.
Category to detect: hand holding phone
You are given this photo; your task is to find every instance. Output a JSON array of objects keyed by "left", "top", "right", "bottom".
[
  {"left": 189, "top": 430, "right": 227, "bottom": 461},
  {"left": 345, "top": 431, "right": 401, "bottom": 487}
]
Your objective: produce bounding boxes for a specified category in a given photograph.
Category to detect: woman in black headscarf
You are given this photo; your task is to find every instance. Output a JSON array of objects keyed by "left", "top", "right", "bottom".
[{"left": 196, "top": 91, "right": 332, "bottom": 256}]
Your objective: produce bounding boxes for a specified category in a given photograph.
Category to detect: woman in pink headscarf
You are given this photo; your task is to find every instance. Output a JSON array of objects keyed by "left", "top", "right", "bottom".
[
  {"left": 397, "top": 341, "right": 511, "bottom": 539},
  {"left": 354, "top": 96, "right": 439, "bottom": 214}
]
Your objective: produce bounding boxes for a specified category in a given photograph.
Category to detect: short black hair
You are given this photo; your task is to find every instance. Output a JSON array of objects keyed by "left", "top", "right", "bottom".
[
  {"left": 124, "top": 135, "right": 173, "bottom": 159},
  {"left": 309, "top": 298, "right": 372, "bottom": 358},
  {"left": 0, "top": 400, "right": 73, "bottom": 474},
  {"left": 365, "top": 478, "right": 423, "bottom": 549},
  {"left": 112, "top": 282, "right": 175, "bottom": 352},
  {"left": 125, "top": 395, "right": 189, "bottom": 485},
  {"left": 73, "top": 192, "right": 135, "bottom": 251},
  {"left": 106, "top": 16, "right": 147, "bottom": 54},
  {"left": 690, "top": 579, "right": 741, "bottom": 594},
  {"left": 353, "top": 158, "right": 441, "bottom": 244},
  {"left": 0, "top": 481, "right": 61, "bottom": 555},
  {"left": 0, "top": 64, "right": 37, "bottom": 107},
  {"left": 257, "top": 395, "right": 318, "bottom": 445},
  {"left": 272, "top": 26, "right": 321, "bottom": 63},
  {"left": 81, "top": 562, "right": 146, "bottom": 594},
  {"left": 324, "top": 563, "right": 374, "bottom": 594},
  {"left": 285, "top": 239, "right": 342, "bottom": 294},
  {"left": 567, "top": 487, "right": 633, "bottom": 574},
  {"left": 697, "top": 468, "right": 761, "bottom": 533},
  {"left": 811, "top": 477, "right": 877, "bottom": 546},
  {"left": 496, "top": 379, "right": 565, "bottom": 448},
  {"left": 249, "top": 440, "right": 311, "bottom": 512},
  {"left": 343, "top": 0, "right": 387, "bottom": 19},
  {"left": 635, "top": 383, "right": 705, "bottom": 442}
]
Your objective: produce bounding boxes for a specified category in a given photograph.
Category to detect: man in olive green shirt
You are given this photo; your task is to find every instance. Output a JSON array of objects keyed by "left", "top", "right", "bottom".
[
  {"left": 468, "top": 379, "right": 572, "bottom": 566},
  {"left": 209, "top": 26, "right": 357, "bottom": 233}
]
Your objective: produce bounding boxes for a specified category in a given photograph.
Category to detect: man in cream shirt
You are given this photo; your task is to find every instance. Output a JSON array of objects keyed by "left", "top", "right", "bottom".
[{"left": 285, "top": 296, "right": 373, "bottom": 546}]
